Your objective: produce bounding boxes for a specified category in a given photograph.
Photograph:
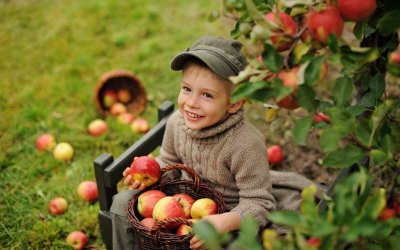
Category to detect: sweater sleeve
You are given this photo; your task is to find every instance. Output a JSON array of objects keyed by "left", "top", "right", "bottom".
[{"left": 228, "top": 126, "right": 276, "bottom": 227}]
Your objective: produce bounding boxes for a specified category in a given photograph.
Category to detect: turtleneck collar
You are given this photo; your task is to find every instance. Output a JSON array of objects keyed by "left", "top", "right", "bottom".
[{"left": 178, "top": 109, "right": 244, "bottom": 139}]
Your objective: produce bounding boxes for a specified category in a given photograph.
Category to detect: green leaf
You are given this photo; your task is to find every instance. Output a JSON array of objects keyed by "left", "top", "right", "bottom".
[
  {"left": 332, "top": 76, "right": 354, "bottom": 107},
  {"left": 297, "top": 84, "right": 318, "bottom": 111},
  {"left": 377, "top": 11, "right": 400, "bottom": 35},
  {"left": 268, "top": 210, "right": 302, "bottom": 227},
  {"left": 327, "top": 107, "right": 356, "bottom": 135},
  {"left": 262, "top": 44, "right": 284, "bottom": 73},
  {"left": 353, "top": 21, "right": 366, "bottom": 40},
  {"left": 369, "top": 74, "right": 385, "bottom": 99},
  {"left": 355, "top": 119, "right": 371, "bottom": 147},
  {"left": 193, "top": 220, "right": 230, "bottom": 250},
  {"left": 370, "top": 149, "right": 389, "bottom": 167},
  {"left": 323, "top": 145, "right": 365, "bottom": 168},
  {"left": 232, "top": 81, "right": 270, "bottom": 102},
  {"left": 340, "top": 45, "right": 380, "bottom": 65},
  {"left": 320, "top": 128, "right": 341, "bottom": 153},
  {"left": 328, "top": 35, "right": 340, "bottom": 53},
  {"left": 381, "top": 134, "right": 398, "bottom": 157},
  {"left": 301, "top": 185, "right": 319, "bottom": 219},
  {"left": 231, "top": 22, "right": 241, "bottom": 39},
  {"left": 231, "top": 217, "right": 263, "bottom": 250},
  {"left": 369, "top": 99, "right": 396, "bottom": 146},
  {"left": 293, "top": 117, "right": 312, "bottom": 145},
  {"left": 304, "top": 55, "right": 327, "bottom": 86}
]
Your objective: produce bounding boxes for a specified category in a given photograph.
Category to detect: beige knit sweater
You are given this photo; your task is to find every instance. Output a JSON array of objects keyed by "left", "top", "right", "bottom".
[{"left": 156, "top": 109, "right": 276, "bottom": 227}]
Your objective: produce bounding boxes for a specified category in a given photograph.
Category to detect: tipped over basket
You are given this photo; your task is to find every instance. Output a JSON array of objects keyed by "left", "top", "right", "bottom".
[
  {"left": 128, "top": 164, "right": 226, "bottom": 250},
  {"left": 95, "top": 69, "right": 147, "bottom": 116}
]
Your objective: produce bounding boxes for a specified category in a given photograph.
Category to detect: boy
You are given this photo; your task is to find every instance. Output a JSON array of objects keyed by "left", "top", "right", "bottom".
[{"left": 111, "top": 36, "right": 322, "bottom": 250}]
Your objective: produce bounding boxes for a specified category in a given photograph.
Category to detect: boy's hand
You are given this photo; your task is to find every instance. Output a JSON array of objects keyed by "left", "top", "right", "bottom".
[{"left": 122, "top": 167, "right": 146, "bottom": 190}]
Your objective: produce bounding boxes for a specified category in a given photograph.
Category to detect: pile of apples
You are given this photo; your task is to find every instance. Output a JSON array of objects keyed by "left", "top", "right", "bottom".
[
  {"left": 127, "top": 156, "right": 218, "bottom": 235},
  {"left": 87, "top": 87, "right": 149, "bottom": 137}
]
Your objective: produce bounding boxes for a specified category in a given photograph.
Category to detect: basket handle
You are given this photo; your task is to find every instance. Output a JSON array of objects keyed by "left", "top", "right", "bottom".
[
  {"left": 161, "top": 164, "right": 201, "bottom": 192},
  {"left": 153, "top": 217, "right": 194, "bottom": 232}
]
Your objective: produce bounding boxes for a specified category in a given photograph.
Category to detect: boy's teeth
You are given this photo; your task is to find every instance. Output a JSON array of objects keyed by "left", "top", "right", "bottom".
[{"left": 188, "top": 112, "right": 200, "bottom": 118}]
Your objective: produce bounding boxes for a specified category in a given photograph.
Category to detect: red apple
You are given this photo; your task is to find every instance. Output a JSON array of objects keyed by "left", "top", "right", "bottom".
[
  {"left": 176, "top": 224, "right": 193, "bottom": 236},
  {"left": 173, "top": 193, "right": 195, "bottom": 219},
  {"left": 378, "top": 207, "right": 396, "bottom": 221},
  {"left": 129, "top": 156, "right": 161, "bottom": 188},
  {"left": 131, "top": 118, "right": 150, "bottom": 134},
  {"left": 141, "top": 217, "right": 156, "bottom": 230},
  {"left": 338, "top": 0, "right": 376, "bottom": 22},
  {"left": 190, "top": 198, "right": 217, "bottom": 219},
  {"left": 48, "top": 197, "right": 68, "bottom": 215},
  {"left": 267, "top": 145, "right": 284, "bottom": 165},
  {"left": 389, "top": 52, "right": 400, "bottom": 65},
  {"left": 306, "top": 237, "right": 321, "bottom": 247},
  {"left": 117, "top": 88, "right": 132, "bottom": 103},
  {"left": 392, "top": 200, "right": 400, "bottom": 215},
  {"left": 87, "top": 119, "right": 108, "bottom": 137},
  {"left": 77, "top": 181, "right": 98, "bottom": 203},
  {"left": 117, "top": 112, "right": 135, "bottom": 124},
  {"left": 35, "top": 133, "right": 56, "bottom": 151},
  {"left": 66, "top": 231, "right": 88, "bottom": 250},
  {"left": 264, "top": 12, "right": 298, "bottom": 51},
  {"left": 110, "top": 102, "right": 127, "bottom": 116},
  {"left": 53, "top": 142, "right": 74, "bottom": 162},
  {"left": 274, "top": 67, "right": 299, "bottom": 110},
  {"left": 103, "top": 89, "right": 118, "bottom": 108},
  {"left": 313, "top": 111, "right": 331, "bottom": 123},
  {"left": 137, "top": 190, "right": 167, "bottom": 218},
  {"left": 152, "top": 196, "right": 186, "bottom": 228},
  {"left": 306, "top": 6, "right": 344, "bottom": 44}
]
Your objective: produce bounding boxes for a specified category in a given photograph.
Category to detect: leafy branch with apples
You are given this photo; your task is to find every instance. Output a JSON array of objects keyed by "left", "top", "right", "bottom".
[{"left": 192, "top": 0, "right": 400, "bottom": 249}]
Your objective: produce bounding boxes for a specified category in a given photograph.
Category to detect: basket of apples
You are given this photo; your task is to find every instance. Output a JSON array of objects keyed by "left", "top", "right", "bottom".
[
  {"left": 94, "top": 69, "right": 147, "bottom": 117},
  {"left": 127, "top": 156, "right": 225, "bottom": 250}
]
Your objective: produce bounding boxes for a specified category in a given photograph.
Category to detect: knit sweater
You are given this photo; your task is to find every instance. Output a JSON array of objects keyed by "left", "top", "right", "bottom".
[{"left": 156, "top": 109, "right": 276, "bottom": 227}]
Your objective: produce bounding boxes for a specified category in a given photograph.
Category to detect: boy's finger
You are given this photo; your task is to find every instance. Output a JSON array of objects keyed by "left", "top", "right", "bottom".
[
  {"left": 124, "top": 175, "right": 133, "bottom": 186},
  {"left": 139, "top": 183, "right": 146, "bottom": 190},
  {"left": 122, "top": 167, "right": 130, "bottom": 177},
  {"left": 131, "top": 181, "right": 140, "bottom": 189}
]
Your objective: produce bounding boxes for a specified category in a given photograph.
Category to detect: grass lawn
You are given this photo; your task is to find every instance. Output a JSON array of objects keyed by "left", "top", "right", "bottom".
[{"left": 0, "top": 0, "right": 230, "bottom": 248}]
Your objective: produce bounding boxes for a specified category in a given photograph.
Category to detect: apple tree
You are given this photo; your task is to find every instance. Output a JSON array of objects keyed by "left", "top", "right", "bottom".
[{"left": 194, "top": 0, "right": 400, "bottom": 249}]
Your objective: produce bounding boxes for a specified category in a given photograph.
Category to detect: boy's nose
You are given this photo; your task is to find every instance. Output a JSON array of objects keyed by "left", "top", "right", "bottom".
[{"left": 186, "top": 96, "right": 199, "bottom": 108}]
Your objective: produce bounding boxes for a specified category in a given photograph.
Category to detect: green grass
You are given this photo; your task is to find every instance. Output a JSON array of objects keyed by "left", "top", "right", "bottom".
[{"left": 0, "top": 0, "right": 230, "bottom": 248}]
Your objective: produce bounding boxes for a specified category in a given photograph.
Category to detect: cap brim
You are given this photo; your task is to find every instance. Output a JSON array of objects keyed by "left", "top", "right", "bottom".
[{"left": 170, "top": 51, "right": 237, "bottom": 79}]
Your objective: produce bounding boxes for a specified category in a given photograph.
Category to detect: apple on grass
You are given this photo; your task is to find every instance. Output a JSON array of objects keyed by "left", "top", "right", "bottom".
[
  {"left": 109, "top": 102, "right": 127, "bottom": 116},
  {"left": 190, "top": 198, "right": 217, "bottom": 219},
  {"left": 137, "top": 190, "right": 167, "bottom": 218},
  {"left": 48, "top": 197, "right": 68, "bottom": 215},
  {"left": 338, "top": 0, "right": 376, "bottom": 22},
  {"left": 131, "top": 118, "right": 150, "bottom": 134},
  {"left": 103, "top": 89, "right": 118, "bottom": 108},
  {"left": 129, "top": 156, "right": 161, "bottom": 188},
  {"left": 53, "top": 142, "right": 74, "bottom": 162},
  {"left": 267, "top": 145, "right": 284, "bottom": 165},
  {"left": 173, "top": 193, "right": 195, "bottom": 219},
  {"left": 152, "top": 196, "right": 186, "bottom": 229},
  {"left": 117, "top": 88, "right": 132, "bottom": 103},
  {"left": 117, "top": 112, "right": 135, "bottom": 124},
  {"left": 35, "top": 133, "right": 56, "bottom": 151},
  {"left": 87, "top": 119, "right": 108, "bottom": 137},
  {"left": 66, "top": 231, "right": 88, "bottom": 250},
  {"left": 77, "top": 181, "right": 98, "bottom": 203},
  {"left": 264, "top": 12, "right": 298, "bottom": 51},
  {"left": 306, "top": 6, "right": 344, "bottom": 44}
]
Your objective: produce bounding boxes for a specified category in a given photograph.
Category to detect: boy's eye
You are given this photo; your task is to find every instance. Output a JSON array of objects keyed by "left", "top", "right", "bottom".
[
  {"left": 182, "top": 86, "right": 191, "bottom": 92},
  {"left": 203, "top": 93, "right": 213, "bottom": 99}
]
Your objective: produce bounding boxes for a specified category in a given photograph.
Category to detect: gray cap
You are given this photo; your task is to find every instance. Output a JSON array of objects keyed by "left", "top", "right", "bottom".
[{"left": 170, "top": 36, "right": 248, "bottom": 79}]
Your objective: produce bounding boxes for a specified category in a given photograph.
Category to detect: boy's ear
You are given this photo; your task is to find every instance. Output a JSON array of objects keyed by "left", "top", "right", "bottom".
[{"left": 228, "top": 99, "right": 246, "bottom": 114}]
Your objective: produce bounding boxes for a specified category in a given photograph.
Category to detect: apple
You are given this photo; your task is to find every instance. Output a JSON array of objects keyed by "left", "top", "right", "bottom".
[
  {"left": 306, "top": 6, "right": 344, "bottom": 44},
  {"left": 131, "top": 118, "right": 150, "bottom": 134},
  {"left": 137, "top": 190, "right": 167, "bottom": 218},
  {"left": 141, "top": 217, "right": 156, "bottom": 230},
  {"left": 129, "top": 156, "right": 161, "bottom": 188},
  {"left": 103, "top": 89, "right": 118, "bottom": 108},
  {"left": 48, "top": 197, "right": 68, "bottom": 215},
  {"left": 274, "top": 67, "right": 299, "bottom": 110},
  {"left": 338, "top": 0, "right": 376, "bottom": 22},
  {"left": 267, "top": 145, "right": 284, "bottom": 165},
  {"left": 392, "top": 200, "right": 400, "bottom": 215},
  {"left": 87, "top": 119, "right": 108, "bottom": 137},
  {"left": 77, "top": 181, "right": 98, "bottom": 203},
  {"left": 117, "top": 112, "right": 135, "bottom": 124},
  {"left": 152, "top": 196, "right": 186, "bottom": 228},
  {"left": 306, "top": 237, "right": 321, "bottom": 247},
  {"left": 53, "top": 142, "right": 74, "bottom": 162},
  {"left": 117, "top": 88, "right": 132, "bottom": 103},
  {"left": 389, "top": 52, "right": 400, "bottom": 65},
  {"left": 173, "top": 193, "right": 195, "bottom": 219},
  {"left": 378, "top": 207, "right": 397, "bottom": 221},
  {"left": 35, "top": 133, "right": 56, "bottom": 151},
  {"left": 313, "top": 111, "right": 330, "bottom": 123},
  {"left": 264, "top": 12, "right": 298, "bottom": 51},
  {"left": 190, "top": 198, "right": 217, "bottom": 219},
  {"left": 176, "top": 224, "right": 193, "bottom": 236},
  {"left": 66, "top": 231, "right": 88, "bottom": 250},
  {"left": 109, "top": 102, "right": 127, "bottom": 116}
]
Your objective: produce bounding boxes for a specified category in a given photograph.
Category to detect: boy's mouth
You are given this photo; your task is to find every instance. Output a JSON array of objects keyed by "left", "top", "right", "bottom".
[{"left": 185, "top": 110, "right": 204, "bottom": 120}]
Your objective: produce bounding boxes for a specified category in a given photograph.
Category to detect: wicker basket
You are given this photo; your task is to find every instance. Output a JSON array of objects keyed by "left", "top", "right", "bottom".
[
  {"left": 95, "top": 69, "right": 147, "bottom": 116},
  {"left": 128, "top": 164, "right": 226, "bottom": 250}
]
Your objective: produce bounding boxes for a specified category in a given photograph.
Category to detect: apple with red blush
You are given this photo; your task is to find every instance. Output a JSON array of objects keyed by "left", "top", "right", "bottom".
[
  {"left": 118, "top": 112, "right": 135, "bottom": 124},
  {"left": 66, "top": 231, "right": 88, "bottom": 250},
  {"left": 103, "top": 89, "right": 118, "bottom": 108},
  {"left": 137, "top": 190, "right": 167, "bottom": 218},
  {"left": 190, "top": 198, "right": 217, "bottom": 219},
  {"left": 152, "top": 196, "right": 186, "bottom": 228},
  {"left": 306, "top": 6, "right": 344, "bottom": 44},
  {"left": 264, "top": 12, "right": 298, "bottom": 51},
  {"left": 141, "top": 217, "right": 156, "bottom": 230},
  {"left": 110, "top": 102, "right": 127, "bottom": 116},
  {"left": 35, "top": 133, "right": 56, "bottom": 151},
  {"left": 131, "top": 118, "right": 150, "bottom": 134},
  {"left": 267, "top": 145, "right": 284, "bottom": 165},
  {"left": 273, "top": 66, "right": 299, "bottom": 110},
  {"left": 77, "top": 181, "right": 98, "bottom": 203},
  {"left": 338, "top": 0, "right": 376, "bottom": 22},
  {"left": 129, "top": 156, "right": 161, "bottom": 188},
  {"left": 87, "top": 119, "right": 108, "bottom": 137},
  {"left": 48, "top": 197, "right": 68, "bottom": 215},
  {"left": 53, "top": 142, "right": 74, "bottom": 162},
  {"left": 117, "top": 88, "right": 132, "bottom": 103},
  {"left": 173, "top": 193, "right": 195, "bottom": 219}
]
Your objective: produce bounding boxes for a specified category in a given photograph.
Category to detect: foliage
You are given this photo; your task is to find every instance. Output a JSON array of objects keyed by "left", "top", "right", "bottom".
[{"left": 197, "top": 0, "right": 400, "bottom": 249}]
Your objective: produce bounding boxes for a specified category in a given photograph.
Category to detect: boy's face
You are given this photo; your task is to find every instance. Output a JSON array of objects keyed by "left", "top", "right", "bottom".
[{"left": 178, "top": 64, "right": 235, "bottom": 130}]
